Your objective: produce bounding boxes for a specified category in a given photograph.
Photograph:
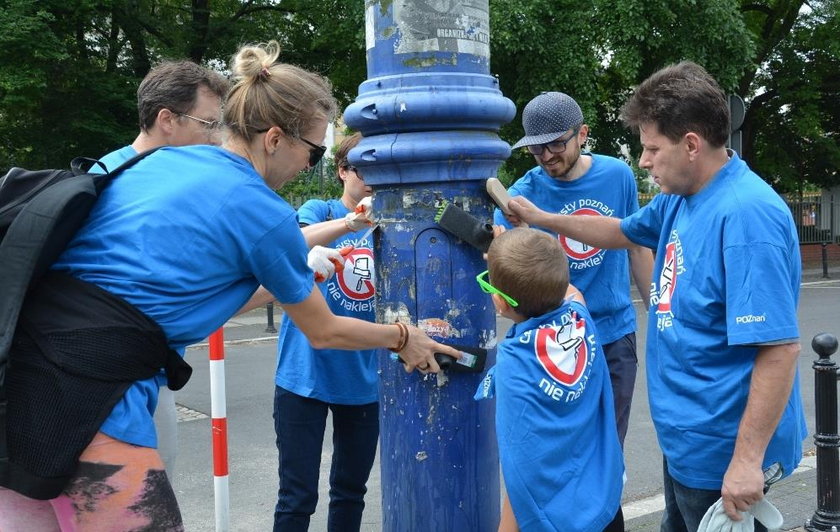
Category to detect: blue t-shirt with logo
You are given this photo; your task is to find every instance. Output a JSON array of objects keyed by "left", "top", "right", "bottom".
[
  {"left": 53, "top": 145, "right": 314, "bottom": 447},
  {"left": 476, "top": 301, "right": 623, "bottom": 531},
  {"left": 494, "top": 154, "right": 639, "bottom": 344},
  {"left": 620, "top": 152, "right": 806, "bottom": 489},
  {"left": 275, "top": 199, "right": 378, "bottom": 404}
]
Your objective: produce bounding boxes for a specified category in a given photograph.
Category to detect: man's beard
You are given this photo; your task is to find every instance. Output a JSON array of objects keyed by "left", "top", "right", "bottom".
[{"left": 542, "top": 150, "right": 581, "bottom": 180}]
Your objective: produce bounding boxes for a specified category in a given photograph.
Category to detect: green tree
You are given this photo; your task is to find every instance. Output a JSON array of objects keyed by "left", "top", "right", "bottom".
[
  {"left": 0, "top": 0, "right": 367, "bottom": 173},
  {"left": 740, "top": 0, "right": 840, "bottom": 193},
  {"left": 489, "top": 0, "right": 754, "bottom": 182},
  {"left": 1, "top": 0, "right": 837, "bottom": 195}
]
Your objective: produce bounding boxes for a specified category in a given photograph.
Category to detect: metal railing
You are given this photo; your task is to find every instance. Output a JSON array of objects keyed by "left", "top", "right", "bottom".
[{"left": 639, "top": 191, "right": 838, "bottom": 245}]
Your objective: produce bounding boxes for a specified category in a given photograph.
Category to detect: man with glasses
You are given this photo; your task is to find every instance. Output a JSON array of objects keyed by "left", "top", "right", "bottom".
[
  {"left": 93, "top": 59, "right": 230, "bottom": 480},
  {"left": 97, "top": 60, "right": 230, "bottom": 171},
  {"left": 494, "top": 91, "right": 653, "bottom": 448}
]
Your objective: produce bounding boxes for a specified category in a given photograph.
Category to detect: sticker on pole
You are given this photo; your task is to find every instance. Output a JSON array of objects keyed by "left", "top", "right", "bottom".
[{"left": 392, "top": 0, "right": 489, "bottom": 58}]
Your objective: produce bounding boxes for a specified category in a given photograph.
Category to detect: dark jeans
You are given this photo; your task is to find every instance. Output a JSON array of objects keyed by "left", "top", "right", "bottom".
[
  {"left": 273, "top": 386, "right": 379, "bottom": 532},
  {"left": 604, "top": 506, "right": 625, "bottom": 532},
  {"left": 661, "top": 458, "right": 767, "bottom": 532},
  {"left": 604, "top": 332, "right": 638, "bottom": 446}
]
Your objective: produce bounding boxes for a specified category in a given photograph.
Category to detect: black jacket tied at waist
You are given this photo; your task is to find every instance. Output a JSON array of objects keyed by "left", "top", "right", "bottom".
[{"left": 0, "top": 271, "right": 192, "bottom": 500}]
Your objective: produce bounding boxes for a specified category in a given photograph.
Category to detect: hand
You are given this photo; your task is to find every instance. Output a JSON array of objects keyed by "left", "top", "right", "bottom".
[
  {"left": 721, "top": 460, "right": 766, "bottom": 521},
  {"left": 308, "top": 245, "right": 346, "bottom": 282},
  {"left": 482, "top": 225, "right": 508, "bottom": 261},
  {"left": 507, "top": 196, "right": 545, "bottom": 227},
  {"left": 345, "top": 197, "right": 374, "bottom": 232},
  {"left": 398, "top": 325, "right": 462, "bottom": 374}
]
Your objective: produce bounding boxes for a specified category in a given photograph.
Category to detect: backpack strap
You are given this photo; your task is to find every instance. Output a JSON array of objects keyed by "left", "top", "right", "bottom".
[
  {"left": 92, "top": 146, "right": 163, "bottom": 190},
  {"left": 70, "top": 157, "right": 106, "bottom": 175}
]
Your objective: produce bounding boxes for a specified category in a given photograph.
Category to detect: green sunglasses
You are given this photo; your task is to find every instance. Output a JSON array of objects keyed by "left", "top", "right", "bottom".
[{"left": 476, "top": 270, "right": 519, "bottom": 308}]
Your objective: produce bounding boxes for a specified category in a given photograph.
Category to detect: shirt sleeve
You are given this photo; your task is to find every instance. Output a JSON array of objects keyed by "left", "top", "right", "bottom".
[
  {"left": 724, "top": 242, "right": 799, "bottom": 345},
  {"left": 297, "top": 199, "right": 330, "bottom": 226},
  {"left": 620, "top": 193, "right": 669, "bottom": 249},
  {"left": 247, "top": 206, "right": 314, "bottom": 306}
]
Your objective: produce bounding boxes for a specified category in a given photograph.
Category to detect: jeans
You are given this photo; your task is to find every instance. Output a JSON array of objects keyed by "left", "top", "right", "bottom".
[
  {"left": 273, "top": 386, "right": 379, "bottom": 532},
  {"left": 603, "top": 332, "right": 638, "bottom": 446},
  {"left": 660, "top": 458, "right": 767, "bottom": 532}
]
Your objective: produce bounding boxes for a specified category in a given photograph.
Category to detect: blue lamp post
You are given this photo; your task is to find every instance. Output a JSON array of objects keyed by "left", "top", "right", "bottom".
[{"left": 343, "top": 1, "right": 515, "bottom": 530}]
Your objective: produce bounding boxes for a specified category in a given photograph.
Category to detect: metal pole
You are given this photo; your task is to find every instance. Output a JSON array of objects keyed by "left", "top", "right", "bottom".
[
  {"left": 806, "top": 332, "right": 840, "bottom": 531},
  {"left": 208, "top": 329, "right": 230, "bottom": 532},
  {"left": 264, "top": 302, "right": 277, "bottom": 333},
  {"left": 344, "top": 1, "right": 514, "bottom": 530}
]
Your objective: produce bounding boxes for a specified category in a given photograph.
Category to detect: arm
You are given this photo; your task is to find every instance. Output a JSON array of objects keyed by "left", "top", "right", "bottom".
[
  {"left": 236, "top": 286, "right": 275, "bottom": 315},
  {"left": 498, "top": 492, "right": 519, "bottom": 532},
  {"left": 283, "top": 288, "right": 461, "bottom": 372},
  {"left": 301, "top": 218, "right": 354, "bottom": 248},
  {"left": 508, "top": 196, "right": 634, "bottom": 249},
  {"left": 628, "top": 244, "right": 653, "bottom": 309},
  {"left": 564, "top": 282, "right": 586, "bottom": 305},
  {"left": 721, "top": 342, "right": 800, "bottom": 520}
]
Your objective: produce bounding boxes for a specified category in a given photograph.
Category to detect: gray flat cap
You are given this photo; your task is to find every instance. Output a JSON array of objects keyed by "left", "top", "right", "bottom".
[{"left": 511, "top": 92, "right": 584, "bottom": 149}]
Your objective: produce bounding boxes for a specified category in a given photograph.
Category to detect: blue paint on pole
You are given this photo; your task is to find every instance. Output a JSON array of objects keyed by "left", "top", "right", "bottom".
[{"left": 344, "top": 1, "right": 515, "bottom": 530}]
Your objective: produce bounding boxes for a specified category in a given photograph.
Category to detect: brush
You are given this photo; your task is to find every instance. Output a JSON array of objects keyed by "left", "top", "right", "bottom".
[{"left": 433, "top": 200, "right": 494, "bottom": 253}]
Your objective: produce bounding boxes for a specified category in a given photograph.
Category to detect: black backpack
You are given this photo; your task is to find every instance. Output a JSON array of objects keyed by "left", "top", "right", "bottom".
[
  {"left": 0, "top": 149, "right": 159, "bottom": 380},
  {"left": 0, "top": 148, "right": 159, "bottom": 472}
]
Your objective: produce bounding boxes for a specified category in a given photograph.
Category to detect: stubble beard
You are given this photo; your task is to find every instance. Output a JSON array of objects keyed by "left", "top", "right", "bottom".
[{"left": 542, "top": 150, "right": 581, "bottom": 181}]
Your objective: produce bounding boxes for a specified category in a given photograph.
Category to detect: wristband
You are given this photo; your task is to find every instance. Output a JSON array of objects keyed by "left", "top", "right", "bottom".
[{"left": 389, "top": 322, "right": 409, "bottom": 353}]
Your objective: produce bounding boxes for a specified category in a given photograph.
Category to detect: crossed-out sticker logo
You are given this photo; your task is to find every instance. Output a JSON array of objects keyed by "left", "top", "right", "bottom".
[
  {"left": 534, "top": 312, "right": 592, "bottom": 387},
  {"left": 651, "top": 230, "right": 684, "bottom": 331},
  {"left": 556, "top": 200, "right": 614, "bottom": 270},
  {"left": 327, "top": 247, "right": 375, "bottom": 313}
]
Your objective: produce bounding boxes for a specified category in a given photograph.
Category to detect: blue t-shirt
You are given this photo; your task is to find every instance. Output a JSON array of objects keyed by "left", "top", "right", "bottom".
[
  {"left": 620, "top": 152, "right": 806, "bottom": 489},
  {"left": 275, "top": 199, "right": 378, "bottom": 404},
  {"left": 52, "top": 145, "right": 314, "bottom": 447},
  {"left": 476, "top": 301, "right": 624, "bottom": 531},
  {"left": 94, "top": 145, "right": 138, "bottom": 173},
  {"left": 494, "top": 154, "right": 639, "bottom": 344}
]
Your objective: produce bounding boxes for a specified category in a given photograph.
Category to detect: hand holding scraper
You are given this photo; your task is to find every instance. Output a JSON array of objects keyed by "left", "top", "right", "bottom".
[
  {"left": 486, "top": 177, "right": 528, "bottom": 228},
  {"left": 311, "top": 217, "right": 379, "bottom": 283}
]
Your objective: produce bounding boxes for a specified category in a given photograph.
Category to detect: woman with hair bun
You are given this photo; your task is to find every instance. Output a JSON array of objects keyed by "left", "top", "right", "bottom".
[{"left": 0, "top": 41, "right": 459, "bottom": 531}]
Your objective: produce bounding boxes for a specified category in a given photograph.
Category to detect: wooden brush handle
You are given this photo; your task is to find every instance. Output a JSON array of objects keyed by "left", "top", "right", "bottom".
[{"left": 486, "top": 178, "right": 528, "bottom": 228}]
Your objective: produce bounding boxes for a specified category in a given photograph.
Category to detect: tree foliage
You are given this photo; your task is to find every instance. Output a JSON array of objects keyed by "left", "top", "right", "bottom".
[
  {"left": 0, "top": 0, "right": 836, "bottom": 193},
  {"left": 0, "top": 0, "right": 366, "bottom": 173},
  {"left": 741, "top": 0, "right": 840, "bottom": 193}
]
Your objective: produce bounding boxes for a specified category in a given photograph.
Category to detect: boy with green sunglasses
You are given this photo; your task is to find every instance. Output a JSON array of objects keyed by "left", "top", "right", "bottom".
[{"left": 475, "top": 228, "right": 625, "bottom": 531}]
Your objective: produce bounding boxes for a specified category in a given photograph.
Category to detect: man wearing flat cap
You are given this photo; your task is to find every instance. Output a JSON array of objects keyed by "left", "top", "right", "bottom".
[{"left": 494, "top": 91, "right": 653, "bottom": 447}]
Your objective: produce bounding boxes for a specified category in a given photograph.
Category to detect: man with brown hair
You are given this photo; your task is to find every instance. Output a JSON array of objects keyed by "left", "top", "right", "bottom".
[
  {"left": 97, "top": 60, "right": 230, "bottom": 171},
  {"left": 505, "top": 61, "right": 806, "bottom": 531},
  {"left": 95, "top": 59, "right": 230, "bottom": 479}
]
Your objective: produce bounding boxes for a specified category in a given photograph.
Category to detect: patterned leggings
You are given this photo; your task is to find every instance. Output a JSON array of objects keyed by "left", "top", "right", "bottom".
[{"left": 0, "top": 432, "right": 183, "bottom": 531}]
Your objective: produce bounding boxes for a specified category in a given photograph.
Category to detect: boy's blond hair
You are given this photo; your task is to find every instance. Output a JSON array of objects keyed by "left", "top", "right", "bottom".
[{"left": 487, "top": 228, "right": 570, "bottom": 318}]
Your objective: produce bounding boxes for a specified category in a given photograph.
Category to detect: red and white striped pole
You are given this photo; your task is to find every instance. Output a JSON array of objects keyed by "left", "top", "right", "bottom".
[{"left": 208, "top": 329, "right": 230, "bottom": 532}]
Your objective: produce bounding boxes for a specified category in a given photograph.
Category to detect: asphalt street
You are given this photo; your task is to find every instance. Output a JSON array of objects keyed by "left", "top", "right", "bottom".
[{"left": 173, "top": 273, "right": 840, "bottom": 531}]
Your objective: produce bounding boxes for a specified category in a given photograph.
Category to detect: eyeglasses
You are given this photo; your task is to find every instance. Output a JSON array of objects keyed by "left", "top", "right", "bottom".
[
  {"left": 347, "top": 166, "right": 364, "bottom": 181},
  {"left": 297, "top": 136, "right": 327, "bottom": 168},
  {"left": 526, "top": 127, "right": 580, "bottom": 156},
  {"left": 254, "top": 127, "right": 327, "bottom": 168},
  {"left": 177, "top": 112, "right": 222, "bottom": 131},
  {"left": 476, "top": 270, "right": 519, "bottom": 307}
]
